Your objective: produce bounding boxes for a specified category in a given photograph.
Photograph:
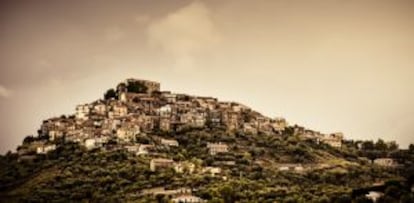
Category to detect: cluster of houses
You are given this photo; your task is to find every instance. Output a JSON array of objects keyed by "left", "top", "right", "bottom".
[
  {"left": 149, "top": 158, "right": 196, "bottom": 173},
  {"left": 36, "top": 79, "right": 345, "bottom": 149},
  {"left": 36, "top": 79, "right": 292, "bottom": 148},
  {"left": 13, "top": 78, "right": 406, "bottom": 202},
  {"left": 17, "top": 140, "right": 56, "bottom": 157},
  {"left": 147, "top": 142, "right": 228, "bottom": 172},
  {"left": 16, "top": 78, "right": 348, "bottom": 165},
  {"left": 20, "top": 79, "right": 346, "bottom": 155},
  {"left": 293, "top": 125, "right": 344, "bottom": 148}
]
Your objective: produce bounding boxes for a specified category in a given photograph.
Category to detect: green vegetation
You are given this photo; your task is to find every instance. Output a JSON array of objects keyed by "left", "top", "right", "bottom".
[
  {"left": 104, "top": 88, "right": 117, "bottom": 100},
  {"left": 1, "top": 128, "right": 413, "bottom": 202},
  {"left": 126, "top": 81, "right": 148, "bottom": 93},
  {"left": 104, "top": 81, "right": 148, "bottom": 100}
]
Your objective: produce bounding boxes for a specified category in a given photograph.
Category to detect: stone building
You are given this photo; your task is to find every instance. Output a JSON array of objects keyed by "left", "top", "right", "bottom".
[
  {"left": 278, "top": 164, "right": 305, "bottom": 172},
  {"left": 84, "top": 138, "right": 97, "bottom": 150},
  {"left": 36, "top": 144, "right": 56, "bottom": 154},
  {"left": 202, "top": 167, "right": 222, "bottom": 176},
  {"left": 160, "top": 138, "right": 179, "bottom": 147},
  {"left": 75, "top": 104, "right": 91, "bottom": 120},
  {"left": 159, "top": 117, "right": 171, "bottom": 131},
  {"left": 222, "top": 111, "right": 241, "bottom": 131},
  {"left": 93, "top": 101, "right": 107, "bottom": 115},
  {"left": 243, "top": 123, "right": 258, "bottom": 134},
  {"left": 48, "top": 130, "right": 64, "bottom": 141},
  {"left": 109, "top": 104, "right": 128, "bottom": 118},
  {"left": 374, "top": 158, "right": 397, "bottom": 167},
  {"left": 207, "top": 142, "right": 229, "bottom": 155},
  {"left": 136, "top": 115, "right": 156, "bottom": 132},
  {"left": 137, "top": 144, "right": 154, "bottom": 155},
  {"left": 321, "top": 133, "right": 343, "bottom": 148},
  {"left": 365, "top": 191, "right": 383, "bottom": 203},
  {"left": 162, "top": 92, "right": 177, "bottom": 103},
  {"left": 174, "top": 161, "right": 195, "bottom": 173},
  {"left": 271, "top": 117, "right": 288, "bottom": 132},
  {"left": 150, "top": 158, "right": 174, "bottom": 171},
  {"left": 116, "top": 125, "right": 140, "bottom": 142},
  {"left": 157, "top": 105, "right": 172, "bottom": 117},
  {"left": 171, "top": 195, "right": 206, "bottom": 203}
]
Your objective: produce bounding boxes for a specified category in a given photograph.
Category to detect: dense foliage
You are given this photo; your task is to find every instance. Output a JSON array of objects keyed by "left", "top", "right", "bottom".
[
  {"left": 1, "top": 129, "right": 413, "bottom": 202},
  {"left": 126, "top": 81, "right": 148, "bottom": 94},
  {"left": 104, "top": 88, "right": 117, "bottom": 100}
]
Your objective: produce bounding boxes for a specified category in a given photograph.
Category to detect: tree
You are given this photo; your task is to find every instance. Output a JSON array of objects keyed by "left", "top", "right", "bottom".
[
  {"left": 126, "top": 81, "right": 147, "bottom": 93},
  {"left": 219, "top": 185, "right": 236, "bottom": 203},
  {"left": 387, "top": 141, "right": 398, "bottom": 151},
  {"left": 361, "top": 141, "right": 375, "bottom": 151},
  {"left": 334, "top": 194, "right": 352, "bottom": 203},
  {"left": 384, "top": 185, "right": 400, "bottom": 199},
  {"left": 316, "top": 195, "right": 330, "bottom": 203},
  {"left": 400, "top": 193, "right": 414, "bottom": 203},
  {"left": 354, "top": 196, "right": 373, "bottom": 203},
  {"left": 409, "top": 144, "right": 414, "bottom": 154},
  {"left": 365, "top": 150, "right": 381, "bottom": 161},
  {"left": 23, "top": 135, "right": 36, "bottom": 144},
  {"left": 104, "top": 89, "right": 117, "bottom": 100},
  {"left": 375, "top": 139, "right": 387, "bottom": 151}
]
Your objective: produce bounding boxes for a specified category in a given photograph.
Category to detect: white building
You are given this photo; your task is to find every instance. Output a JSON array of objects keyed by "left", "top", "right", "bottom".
[
  {"left": 202, "top": 167, "right": 222, "bottom": 176},
  {"left": 116, "top": 126, "right": 140, "bottom": 142},
  {"left": 124, "top": 145, "right": 140, "bottom": 153},
  {"left": 365, "top": 191, "right": 383, "bottom": 203},
  {"left": 243, "top": 123, "right": 258, "bottom": 134},
  {"left": 161, "top": 138, "right": 179, "bottom": 147},
  {"left": 36, "top": 144, "right": 56, "bottom": 154},
  {"left": 157, "top": 105, "right": 172, "bottom": 117},
  {"left": 278, "top": 164, "right": 305, "bottom": 172},
  {"left": 150, "top": 158, "right": 174, "bottom": 171},
  {"left": 75, "top": 104, "right": 90, "bottom": 120},
  {"left": 174, "top": 162, "right": 195, "bottom": 174},
  {"left": 321, "top": 133, "right": 343, "bottom": 148},
  {"left": 271, "top": 117, "right": 288, "bottom": 132},
  {"left": 109, "top": 104, "right": 128, "bottom": 118},
  {"left": 207, "top": 142, "right": 229, "bottom": 155},
  {"left": 193, "top": 114, "right": 206, "bottom": 127},
  {"left": 162, "top": 92, "right": 177, "bottom": 103},
  {"left": 84, "top": 138, "right": 97, "bottom": 150},
  {"left": 137, "top": 144, "right": 154, "bottom": 155},
  {"left": 93, "top": 103, "right": 107, "bottom": 115},
  {"left": 48, "top": 130, "right": 64, "bottom": 141},
  {"left": 171, "top": 195, "right": 205, "bottom": 203},
  {"left": 374, "top": 158, "right": 397, "bottom": 167}
]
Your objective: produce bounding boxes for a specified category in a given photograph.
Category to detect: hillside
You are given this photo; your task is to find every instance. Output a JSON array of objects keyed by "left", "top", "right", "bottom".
[{"left": 1, "top": 79, "right": 413, "bottom": 202}]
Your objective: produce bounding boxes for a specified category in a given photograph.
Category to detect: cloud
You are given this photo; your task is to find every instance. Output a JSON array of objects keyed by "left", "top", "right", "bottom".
[
  {"left": 147, "top": 1, "right": 219, "bottom": 70},
  {"left": 134, "top": 15, "right": 150, "bottom": 24},
  {"left": 0, "top": 85, "right": 12, "bottom": 98},
  {"left": 104, "top": 26, "right": 125, "bottom": 42}
]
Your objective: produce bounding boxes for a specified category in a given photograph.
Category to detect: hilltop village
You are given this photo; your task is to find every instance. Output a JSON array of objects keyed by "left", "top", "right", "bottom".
[
  {"left": 24, "top": 79, "right": 343, "bottom": 155},
  {"left": 6, "top": 79, "right": 413, "bottom": 202},
  {"left": 13, "top": 79, "right": 347, "bottom": 200}
]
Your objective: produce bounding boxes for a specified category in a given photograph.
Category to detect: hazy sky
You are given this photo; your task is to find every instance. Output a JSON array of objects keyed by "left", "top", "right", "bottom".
[{"left": 1, "top": 0, "right": 413, "bottom": 153}]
